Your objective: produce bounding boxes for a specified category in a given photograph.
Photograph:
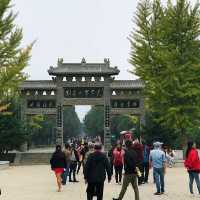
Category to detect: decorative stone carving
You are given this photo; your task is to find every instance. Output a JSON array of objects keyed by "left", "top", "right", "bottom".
[
  {"left": 111, "top": 100, "right": 140, "bottom": 109},
  {"left": 27, "top": 100, "right": 56, "bottom": 108},
  {"left": 64, "top": 87, "right": 104, "bottom": 98},
  {"left": 57, "top": 58, "right": 63, "bottom": 66},
  {"left": 81, "top": 57, "right": 86, "bottom": 64}
]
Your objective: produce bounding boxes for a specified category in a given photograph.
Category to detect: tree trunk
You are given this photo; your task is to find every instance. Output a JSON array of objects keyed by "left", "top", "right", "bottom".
[{"left": 180, "top": 128, "right": 188, "bottom": 150}]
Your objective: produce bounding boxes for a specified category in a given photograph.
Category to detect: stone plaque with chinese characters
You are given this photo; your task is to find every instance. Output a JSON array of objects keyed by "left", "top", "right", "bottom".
[{"left": 64, "top": 87, "right": 104, "bottom": 98}]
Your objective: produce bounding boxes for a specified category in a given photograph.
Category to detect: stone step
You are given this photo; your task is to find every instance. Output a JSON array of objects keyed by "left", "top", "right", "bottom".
[
  {"left": 14, "top": 153, "right": 52, "bottom": 166},
  {"left": 0, "top": 161, "right": 10, "bottom": 170}
]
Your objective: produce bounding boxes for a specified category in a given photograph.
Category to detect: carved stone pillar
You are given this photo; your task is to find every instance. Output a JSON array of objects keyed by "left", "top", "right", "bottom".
[
  {"left": 56, "top": 103, "right": 63, "bottom": 145},
  {"left": 55, "top": 77, "right": 64, "bottom": 146},
  {"left": 103, "top": 77, "right": 112, "bottom": 152}
]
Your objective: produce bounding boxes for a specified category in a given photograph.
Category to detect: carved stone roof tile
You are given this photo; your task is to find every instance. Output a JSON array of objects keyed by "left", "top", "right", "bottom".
[
  {"left": 111, "top": 79, "right": 144, "bottom": 89},
  {"left": 20, "top": 80, "right": 56, "bottom": 90},
  {"left": 48, "top": 62, "right": 119, "bottom": 76}
]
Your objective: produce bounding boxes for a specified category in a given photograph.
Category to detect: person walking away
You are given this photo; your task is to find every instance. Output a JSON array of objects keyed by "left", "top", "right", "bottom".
[
  {"left": 108, "top": 144, "right": 116, "bottom": 175},
  {"left": 113, "top": 143, "right": 124, "bottom": 184},
  {"left": 184, "top": 141, "right": 200, "bottom": 195},
  {"left": 84, "top": 143, "right": 111, "bottom": 200},
  {"left": 76, "top": 144, "right": 82, "bottom": 174},
  {"left": 69, "top": 144, "right": 79, "bottom": 182},
  {"left": 132, "top": 139, "right": 144, "bottom": 185},
  {"left": 166, "top": 148, "right": 175, "bottom": 168},
  {"left": 50, "top": 145, "right": 67, "bottom": 192},
  {"left": 149, "top": 142, "right": 166, "bottom": 195},
  {"left": 83, "top": 142, "right": 94, "bottom": 165},
  {"left": 141, "top": 142, "right": 150, "bottom": 183},
  {"left": 61, "top": 143, "right": 71, "bottom": 185},
  {"left": 77, "top": 142, "right": 89, "bottom": 174},
  {"left": 113, "top": 140, "right": 140, "bottom": 200}
]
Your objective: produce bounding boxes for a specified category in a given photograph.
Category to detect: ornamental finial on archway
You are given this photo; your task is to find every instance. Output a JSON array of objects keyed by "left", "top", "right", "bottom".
[
  {"left": 104, "top": 58, "right": 110, "bottom": 66},
  {"left": 57, "top": 58, "right": 63, "bottom": 66},
  {"left": 81, "top": 57, "right": 86, "bottom": 64}
]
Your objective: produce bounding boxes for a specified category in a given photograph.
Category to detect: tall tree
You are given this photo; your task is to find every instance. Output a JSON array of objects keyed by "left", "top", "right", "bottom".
[
  {"left": 83, "top": 106, "right": 104, "bottom": 138},
  {"left": 129, "top": 0, "right": 200, "bottom": 143},
  {"left": 83, "top": 106, "right": 137, "bottom": 140},
  {"left": 31, "top": 115, "right": 55, "bottom": 146},
  {"left": 0, "top": 0, "right": 32, "bottom": 111},
  {"left": 111, "top": 115, "right": 138, "bottom": 139},
  {"left": 63, "top": 106, "right": 81, "bottom": 140}
]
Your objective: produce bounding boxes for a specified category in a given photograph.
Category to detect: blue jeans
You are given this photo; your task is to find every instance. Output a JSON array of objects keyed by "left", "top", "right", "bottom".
[
  {"left": 188, "top": 171, "right": 200, "bottom": 194},
  {"left": 61, "top": 166, "right": 69, "bottom": 184},
  {"left": 153, "top": 168, "right": 164, "bottom": 193}
]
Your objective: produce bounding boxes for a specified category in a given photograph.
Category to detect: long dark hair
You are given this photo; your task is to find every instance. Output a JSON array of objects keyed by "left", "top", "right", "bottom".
[
  {"left": 186, "top": 141, "right": 194, "bottom": 158},
  {"left": 55, "top": 145, "right": 62, "bottom": 153}
]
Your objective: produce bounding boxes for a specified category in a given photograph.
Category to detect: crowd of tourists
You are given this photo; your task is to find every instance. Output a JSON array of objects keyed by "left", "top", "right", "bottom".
[{"left": 50, "top": 138, "right": 200, "bottom": 200}]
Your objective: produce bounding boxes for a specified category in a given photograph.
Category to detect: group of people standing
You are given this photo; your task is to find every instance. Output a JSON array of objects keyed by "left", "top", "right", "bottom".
[
  {"left": 109, "top": 140, "right": 151, "bottom": 186},
  {"left": 50, "top": 142, "right": 91, "bottom": 192},
  {"left": 50, "top": 138, "right": 200, "bottom": 199}
]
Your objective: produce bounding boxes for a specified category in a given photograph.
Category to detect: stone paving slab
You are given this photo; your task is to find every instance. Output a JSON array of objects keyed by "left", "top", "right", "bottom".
[{"left": 0, "top": 166, "right": 199, "bottom": 200}]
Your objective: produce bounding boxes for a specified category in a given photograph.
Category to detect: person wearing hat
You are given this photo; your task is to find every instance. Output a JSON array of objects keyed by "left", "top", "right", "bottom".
[
  {"left": 84, "top": 142, "right": 111, "bottom": 200},
  {"left": 149, "top": 142, "right": 166, "bottom": 195}
]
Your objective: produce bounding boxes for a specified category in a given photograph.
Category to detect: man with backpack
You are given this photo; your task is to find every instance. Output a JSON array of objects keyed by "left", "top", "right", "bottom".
[
  {"left": 113, "top": 140, "right": 140, "bottom": 200},
  {"left": 113, "top": 143, "right": 124, "bottom": 184}
]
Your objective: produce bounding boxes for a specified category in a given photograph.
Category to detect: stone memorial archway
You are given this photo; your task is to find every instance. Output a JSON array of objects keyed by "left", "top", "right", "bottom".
[{"left": 20, "top": 58, "right": 145, "bottom": 151}]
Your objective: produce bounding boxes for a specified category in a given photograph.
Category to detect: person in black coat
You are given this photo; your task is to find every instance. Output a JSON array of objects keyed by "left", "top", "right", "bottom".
[
  {"left": 113, "top": 140, "right": 140, "bottom": 200},
  {"left": 84, "top": 143, "right": 112, "bottom": 200},
  {"left": 69, "top": 143, "right": 79, "bottom": 182},
  {"left": 50, "top": 145, "right": 67, "bottom": 192}
]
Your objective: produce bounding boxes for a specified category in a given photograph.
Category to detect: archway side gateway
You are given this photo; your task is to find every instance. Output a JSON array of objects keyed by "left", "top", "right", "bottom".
[{"left": 20, "top": 58, "right": 145, "bottom": 151}]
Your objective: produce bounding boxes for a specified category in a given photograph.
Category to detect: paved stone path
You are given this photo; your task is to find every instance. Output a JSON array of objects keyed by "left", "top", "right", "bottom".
[{"left": 0, "top": 166, "right": 199, "bottom": 200}]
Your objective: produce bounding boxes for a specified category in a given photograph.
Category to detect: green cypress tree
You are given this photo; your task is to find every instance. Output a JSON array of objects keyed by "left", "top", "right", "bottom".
[
  {"left": 0, "top": 0, "right": 32, "bottom": 111},
  {"left": 129, "top": 0, "right": 200, "bottom": 144}
]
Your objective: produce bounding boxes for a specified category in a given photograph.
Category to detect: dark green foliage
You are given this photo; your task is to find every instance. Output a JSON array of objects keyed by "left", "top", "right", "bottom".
[
  {"left": 111, "top": 115, "right": 137, "bottom": 139},
  {"left": 129, "top": 0, "right": 200, "bottom": 141},
  {"left": 0, "top": 99, "right": 27, "bottom": 153},
  {"left": 83, "top": 106, "right": 137, "bottom": 139},
  {"left": 31, "top": 116, "right": 55, "bottom": 146},
  {"left": 186, "top": 127, "right": 200, "bottom": 146},
  {"left": 31, "top": 106, "right": 82, "bottom": 145},
  {"left": 142, "top": 112, "right": 181, "bottom": 148},
  {"left": 83, "top": 106, "right": 104, "bottom": 138},
  {"left": 63, "top": 106, "right": 81, "bottom": 140},
  {"left": 0, "top": 115, "right": 26, "bottom": 153}
]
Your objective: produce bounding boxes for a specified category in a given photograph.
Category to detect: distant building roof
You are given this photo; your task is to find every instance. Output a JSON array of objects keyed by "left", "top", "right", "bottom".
[{"left": 48, "top": 58, "right": 120, "bottom": 76}]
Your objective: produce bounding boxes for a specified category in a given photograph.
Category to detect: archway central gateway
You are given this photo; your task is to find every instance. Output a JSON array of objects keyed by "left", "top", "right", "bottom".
[{"left": 20, "top": 58, "right": 145, "bottom": 151}]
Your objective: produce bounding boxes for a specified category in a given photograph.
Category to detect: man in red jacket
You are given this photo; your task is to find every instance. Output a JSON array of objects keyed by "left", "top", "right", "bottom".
[{"left": 184, "top": 141, "right": 200, "bottom": 195}]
